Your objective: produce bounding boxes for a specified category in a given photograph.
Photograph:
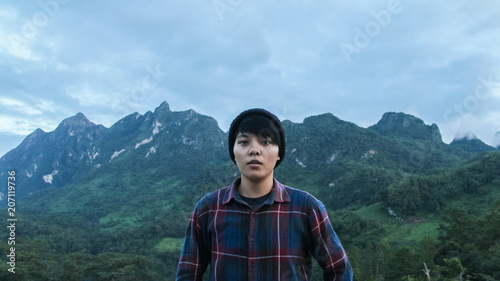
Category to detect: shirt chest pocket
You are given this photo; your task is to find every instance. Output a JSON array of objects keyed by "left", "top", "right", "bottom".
[{"left": 210, "top": 211, "right": 251, "bottom": 253}]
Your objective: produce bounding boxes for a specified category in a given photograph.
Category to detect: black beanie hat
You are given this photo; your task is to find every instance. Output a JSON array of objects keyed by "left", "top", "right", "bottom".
[{"left": 228, "top": 108, "right": 286, "bottom": 168}]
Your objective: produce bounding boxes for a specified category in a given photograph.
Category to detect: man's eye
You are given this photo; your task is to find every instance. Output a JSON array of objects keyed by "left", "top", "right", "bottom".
[{"left": 262, "top": 140, "right": 270, "bottom": 145}]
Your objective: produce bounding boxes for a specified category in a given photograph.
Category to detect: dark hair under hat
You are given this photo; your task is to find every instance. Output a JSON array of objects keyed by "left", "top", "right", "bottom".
[{"left": 228, "top": 108, "right": 286, "bottom": 168}]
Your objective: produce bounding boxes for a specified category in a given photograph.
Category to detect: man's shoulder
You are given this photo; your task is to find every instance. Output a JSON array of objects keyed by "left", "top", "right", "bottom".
[
  {"left": 195, "top": 185, "right": 232, "bottom": 209},
  {"left": 282, "top": 184, "right": 324, "bottom": 209},
  {"left": 198, "top": 185, "right": 229, "bottom": 201}
]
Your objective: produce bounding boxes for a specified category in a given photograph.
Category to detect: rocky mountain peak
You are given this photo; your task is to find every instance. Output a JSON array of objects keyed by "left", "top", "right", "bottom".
[
  {"left": 56, "top": 112, "right": 94, "bottom": 131},
  {"left": 154, "top": 101, "right": 171, "bottom": 114},
  {"left": 374, "top": 112, "right": 425, "bottom": 129},
  {"left": 368, "top": 112, "right": 442, "bottom": 143},
  {"left": 304, "top": 113, "right": 339, "bottom": 123},
  {"left": 8, "top": 128, "right": 46, "bottom": 154}
]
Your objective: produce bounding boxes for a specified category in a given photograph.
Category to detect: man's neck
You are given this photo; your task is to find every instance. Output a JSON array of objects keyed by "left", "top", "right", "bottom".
[{"left": 238, "top": 175, "right": 274, "bottom": 198}]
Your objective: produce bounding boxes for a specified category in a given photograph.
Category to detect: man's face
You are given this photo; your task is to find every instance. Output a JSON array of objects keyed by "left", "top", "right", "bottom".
[{"left": 233, "top": 132, "right": 280, "bottom": 183}]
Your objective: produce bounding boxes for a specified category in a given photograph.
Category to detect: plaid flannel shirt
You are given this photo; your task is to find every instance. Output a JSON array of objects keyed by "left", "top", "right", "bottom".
[{"left": 176, "top": 178, "right": 352, "bottom": 281}]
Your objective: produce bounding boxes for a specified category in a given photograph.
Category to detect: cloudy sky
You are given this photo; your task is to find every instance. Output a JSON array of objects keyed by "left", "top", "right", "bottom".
[{"left": 1, "top": 0, "right": 500, "bottom": 157}]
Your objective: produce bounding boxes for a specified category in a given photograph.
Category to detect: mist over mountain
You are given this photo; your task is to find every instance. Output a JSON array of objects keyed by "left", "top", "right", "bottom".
[
  {"left": 495, "top": 131, "right": 500, "bottom": 150},
  {"left": 450, "top": 134, "right": 498, "bottom": 155}
]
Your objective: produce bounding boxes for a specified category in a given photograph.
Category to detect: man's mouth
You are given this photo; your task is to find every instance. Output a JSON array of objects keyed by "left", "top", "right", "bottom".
[{"left": 248, "top": 160, "right": 262, "bottom": 165}]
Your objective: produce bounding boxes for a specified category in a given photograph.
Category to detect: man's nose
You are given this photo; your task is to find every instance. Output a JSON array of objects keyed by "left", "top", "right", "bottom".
[{"left": 249, "top": 141, "right": 261, "bottom": 155}]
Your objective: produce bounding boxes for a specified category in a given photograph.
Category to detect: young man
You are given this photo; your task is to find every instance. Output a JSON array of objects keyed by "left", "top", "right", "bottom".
[{"left": 176, "top": 108, "right": 352, "bottom": 281}]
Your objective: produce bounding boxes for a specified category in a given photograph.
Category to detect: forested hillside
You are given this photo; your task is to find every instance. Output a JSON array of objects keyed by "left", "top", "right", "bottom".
[{"left": 1, "top": 103, "right": 499, "bottom": 280}]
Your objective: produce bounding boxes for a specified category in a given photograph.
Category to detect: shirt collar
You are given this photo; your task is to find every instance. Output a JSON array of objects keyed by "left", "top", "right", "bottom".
[{"left": 223, "top": 177, "right": 291, "bottom": 205}]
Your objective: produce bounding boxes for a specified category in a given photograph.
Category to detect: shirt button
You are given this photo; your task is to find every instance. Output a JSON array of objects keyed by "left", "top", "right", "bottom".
[{"left": 250, "top": 237, "right": 254, "bottom": 242}]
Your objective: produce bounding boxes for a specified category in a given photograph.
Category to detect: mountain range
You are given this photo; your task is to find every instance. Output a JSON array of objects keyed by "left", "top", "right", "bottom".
[{"left": 0, "top": 101, "right": 497, "bottom": 203}]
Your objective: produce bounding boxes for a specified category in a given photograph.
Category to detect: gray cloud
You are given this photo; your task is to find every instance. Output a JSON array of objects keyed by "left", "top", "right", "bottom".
[{"left": 0, "top": 0, "right": 499, "bottom": 157}]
